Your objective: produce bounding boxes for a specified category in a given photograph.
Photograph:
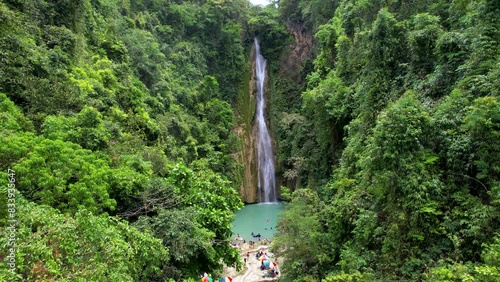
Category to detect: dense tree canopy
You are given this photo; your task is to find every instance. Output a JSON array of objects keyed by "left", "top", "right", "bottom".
[
  {"left": 0, "top": 0, "right": 251, "bottom": 279},
  {"left": 271, "top": 0, "right": 499, "bottom": 281},
  {"left": 0, "top": 0, "right": 498, "bottom": 281}
]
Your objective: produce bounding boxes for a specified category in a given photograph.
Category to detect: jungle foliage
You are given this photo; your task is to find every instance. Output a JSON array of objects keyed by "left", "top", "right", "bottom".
[
  {"left": 0, "top": 0, "right": 498, "bottom": 281},
  {"left": 0, "top": 0, "right": 256, "bottom": 280},
  {"left": 272, "top": 0, "right": 499, "bottom": 281}
]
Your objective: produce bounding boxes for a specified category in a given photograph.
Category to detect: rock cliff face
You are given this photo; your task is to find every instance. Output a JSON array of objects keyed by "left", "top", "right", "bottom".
[
  {"left": 274, "top": 20, "right": 314, "bottom": 192},
  {"left": 279, "top": 20, "right": 313, "bottom": 81},
  {"left": 236, "top": 45, "right": 259, "bottom": 203}
]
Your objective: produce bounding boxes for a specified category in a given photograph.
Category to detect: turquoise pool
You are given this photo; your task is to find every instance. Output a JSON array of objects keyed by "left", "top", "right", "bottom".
[{"left": 231, "top": 202, "right": 285, "bottom": 243}]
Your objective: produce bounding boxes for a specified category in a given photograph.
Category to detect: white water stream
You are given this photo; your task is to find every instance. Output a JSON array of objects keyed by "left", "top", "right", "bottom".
[{"left": 254, "top": 38, "right": 277, "bottom": 202}]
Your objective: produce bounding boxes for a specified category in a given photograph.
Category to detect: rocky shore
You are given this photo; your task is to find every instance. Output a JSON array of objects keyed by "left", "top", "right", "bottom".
[{"left": 223, "top": 243, "right": 282, "bottom": 282}]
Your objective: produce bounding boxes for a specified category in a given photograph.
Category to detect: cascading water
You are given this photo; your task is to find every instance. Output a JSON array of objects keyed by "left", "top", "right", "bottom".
[{"left": 254, "top": 38, "right": 277, "bottom": 203}]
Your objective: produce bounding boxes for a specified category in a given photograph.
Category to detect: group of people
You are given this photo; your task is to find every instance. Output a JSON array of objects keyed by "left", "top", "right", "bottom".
[
  {"left": 233, "top": 233, "right": 262, "bottom": 248},
  {"left": 255, "top": 250, "right": 266, "bottom": 259},
  {"left": 257, "top": 253, "right": 279, "bottom": 278},
  {"left": 270, "top": 267, "right": 278, "bottom": 278},
  {"left": 251, "top": 232, "right": 261, "bottom": 237},
  {"left": 238, "top": 246, "right": 280, "bottom": 279}
]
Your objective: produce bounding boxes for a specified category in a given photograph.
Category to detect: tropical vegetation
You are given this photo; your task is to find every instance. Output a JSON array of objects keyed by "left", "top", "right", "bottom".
[
  {"left": 0, "top": 0, "right": 498, "bottom": 281},
  {"left": 271, "top": 0, "right": 500, "bottom": 281}
]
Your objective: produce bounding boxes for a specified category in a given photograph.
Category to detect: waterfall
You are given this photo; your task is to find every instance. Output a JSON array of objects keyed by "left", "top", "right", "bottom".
[{"left": 254, "top": 38, "right": 277, "bottom": 203}]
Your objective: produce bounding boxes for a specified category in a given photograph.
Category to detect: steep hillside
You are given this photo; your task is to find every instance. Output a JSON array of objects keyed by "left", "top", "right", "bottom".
[
  {"left": 271, "top": 0, "right": 500, "bottom": 281},
  {"left": 0, "top": 0, "right": 251, "bottom": 280}
]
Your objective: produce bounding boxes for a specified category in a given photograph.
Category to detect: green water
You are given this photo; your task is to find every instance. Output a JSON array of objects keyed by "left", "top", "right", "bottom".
[{"left": 231, "top": 202, "right": 285, "bottom": 243}]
